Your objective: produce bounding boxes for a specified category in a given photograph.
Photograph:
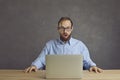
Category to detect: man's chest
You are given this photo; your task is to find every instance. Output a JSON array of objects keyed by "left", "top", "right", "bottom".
[{"left": 49, "top": 44, "right": 82, "bottom": 54}]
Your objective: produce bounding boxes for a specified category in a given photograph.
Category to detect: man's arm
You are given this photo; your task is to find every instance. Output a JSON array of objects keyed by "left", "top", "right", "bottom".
[
  {"left": 24, "top": 43, "right": 49, "bottom": 73},
  {"left": 81, "top": 41, "right": 103, "bottom": 73}
]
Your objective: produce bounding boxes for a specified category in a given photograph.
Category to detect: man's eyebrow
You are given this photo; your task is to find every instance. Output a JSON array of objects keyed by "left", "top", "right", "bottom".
[{"left": 59, "top": 26, "right": 71, "bottom": 28}]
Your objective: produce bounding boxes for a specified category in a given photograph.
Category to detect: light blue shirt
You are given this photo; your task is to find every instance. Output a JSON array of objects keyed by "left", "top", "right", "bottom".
[{"left": 32, "top": 37, "right": 96, "bottom": 70}]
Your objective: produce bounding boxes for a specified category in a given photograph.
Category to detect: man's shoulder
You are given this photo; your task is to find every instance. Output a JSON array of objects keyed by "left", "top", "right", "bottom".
[
  {"left": 45, "top": 39, "right": 57, "bottom": 45},
  {"left": 71, "top": 37, "right": 86, "bottom": 45},
  {"left": 71, "top": 37, "right": 82, "bottom": 43}
]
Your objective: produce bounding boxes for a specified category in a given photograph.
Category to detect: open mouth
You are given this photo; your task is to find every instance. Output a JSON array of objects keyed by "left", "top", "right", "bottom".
[{"left": 63, "top": 34, "right": 68, "bottom": 37}]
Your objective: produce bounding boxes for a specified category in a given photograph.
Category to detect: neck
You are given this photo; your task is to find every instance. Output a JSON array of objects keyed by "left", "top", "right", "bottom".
[{"left": 60, "top": 36, "right": 71, "bottom": 43}]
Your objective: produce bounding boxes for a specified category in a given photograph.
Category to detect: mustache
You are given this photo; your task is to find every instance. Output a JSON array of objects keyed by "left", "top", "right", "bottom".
[
  {"left": 63, "top": 33, "right": 68, "bottom": 36},
  {"left": 60, "top": 34, "right": 72, "bottom": 41},
  {"left": 63, "top": 32, "right": 68, "bottom": 35}
]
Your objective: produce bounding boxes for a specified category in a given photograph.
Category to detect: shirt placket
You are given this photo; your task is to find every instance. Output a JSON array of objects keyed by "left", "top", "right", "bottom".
[
  {"left": 63, "top": 43, "right": 68, "bottom": 54},
  {"left": 62, "top": 44, "right": 65, "bottom": 54}
]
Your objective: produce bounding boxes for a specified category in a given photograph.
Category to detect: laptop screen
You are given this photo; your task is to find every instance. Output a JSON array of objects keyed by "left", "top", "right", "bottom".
[{"left": 46, "top": 55, "right": 83, "bottom": 78}]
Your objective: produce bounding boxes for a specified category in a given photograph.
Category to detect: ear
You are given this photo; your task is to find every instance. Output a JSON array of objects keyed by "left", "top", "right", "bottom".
[{"left": 71, "top": 26, "right": 73, "bottom": 31}]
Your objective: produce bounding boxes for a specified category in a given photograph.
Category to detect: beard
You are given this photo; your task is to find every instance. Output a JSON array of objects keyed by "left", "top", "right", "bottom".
[{"left": 60, "top": 33, "right": 71, "bottom": 42}]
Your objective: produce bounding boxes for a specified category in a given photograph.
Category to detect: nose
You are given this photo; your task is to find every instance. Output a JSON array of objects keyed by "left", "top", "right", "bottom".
[{"left": 63, "top": 29, "right": 67, "bottom": 33}]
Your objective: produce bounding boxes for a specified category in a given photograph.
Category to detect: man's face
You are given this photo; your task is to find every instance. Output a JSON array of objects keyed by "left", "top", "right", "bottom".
[{"left": 58, "top": 20, "right": 73, "bottom": 41}]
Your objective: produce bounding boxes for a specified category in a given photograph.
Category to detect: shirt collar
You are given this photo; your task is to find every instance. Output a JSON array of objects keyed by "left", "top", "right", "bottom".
[{"left": 57, "top": 37, "right": 73, "bottom": 45}]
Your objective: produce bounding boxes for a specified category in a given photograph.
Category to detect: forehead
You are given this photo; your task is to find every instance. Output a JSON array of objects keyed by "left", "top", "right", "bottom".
[{"left": 59, "top": 20, "right": 71, "bottom": 27}]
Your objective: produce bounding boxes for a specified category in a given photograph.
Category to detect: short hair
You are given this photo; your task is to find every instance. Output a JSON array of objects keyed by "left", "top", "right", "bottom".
[{"left": 58, "top": 17, "right": 73, "bottom": 27}]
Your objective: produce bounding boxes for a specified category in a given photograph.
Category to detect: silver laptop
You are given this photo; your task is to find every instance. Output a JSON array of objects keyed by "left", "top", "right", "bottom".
[{"left": 46, "top": 55, "right": 83, "bottom": 79}]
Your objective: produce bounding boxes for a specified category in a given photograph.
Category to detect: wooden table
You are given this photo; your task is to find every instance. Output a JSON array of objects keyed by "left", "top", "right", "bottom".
[{"left": 0, "top": 69, "right": 120, "bottom": 80}]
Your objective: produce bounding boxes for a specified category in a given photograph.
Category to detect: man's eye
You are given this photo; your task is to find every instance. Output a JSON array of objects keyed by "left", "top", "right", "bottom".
[{"left": 66, "top": 27, "right": 71, "bottom": 29}]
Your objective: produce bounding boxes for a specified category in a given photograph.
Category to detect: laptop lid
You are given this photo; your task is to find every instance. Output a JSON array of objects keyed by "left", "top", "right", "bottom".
[{"left": 46, "top": 55, "right": 83, "bottom": 79}]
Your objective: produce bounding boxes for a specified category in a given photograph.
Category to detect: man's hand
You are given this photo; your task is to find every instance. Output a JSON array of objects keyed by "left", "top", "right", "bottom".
[
  {"left": 24, "top": 65, "right": 38, "bottom": 73},
  {"left": 89, "top": 66, "right": 103, "bottom": 73}
]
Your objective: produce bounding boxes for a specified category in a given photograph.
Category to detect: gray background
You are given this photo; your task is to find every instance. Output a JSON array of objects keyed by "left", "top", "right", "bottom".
[{"left": 0, "top": 0, "right": 120, "bottom": 69}]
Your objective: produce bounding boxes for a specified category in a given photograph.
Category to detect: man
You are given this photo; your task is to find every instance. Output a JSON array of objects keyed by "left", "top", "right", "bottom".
[{"left": 25, "top": 17, "right": 103, "bottom": 73}]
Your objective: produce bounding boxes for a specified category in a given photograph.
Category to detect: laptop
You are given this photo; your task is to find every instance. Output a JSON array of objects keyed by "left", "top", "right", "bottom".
[{"left": 46, "top": 55, "right": 83, "bottom": 79}]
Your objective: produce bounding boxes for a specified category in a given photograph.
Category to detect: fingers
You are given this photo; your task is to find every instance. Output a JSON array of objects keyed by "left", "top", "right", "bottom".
[
  {"left": 89, "top": 67, "right": 93, "bottom": 72},
  {"left": 89, "top": 66, "right": 103, "bottom": 73},
  {"left": 89, "top": 66, "right": 97, "bottom": 73},
  {"left": 97, "top": 68, "right": 103, "bottom": 73},
  {"left": 24, "top": 66, "right": 37, "bottom": 73},
  {"left": 24, "top": 67, "right": 30, "bottom": 73},
  {"left": 94, "top": 67, "right": 98, "bottom": 73},
  {"left": 35, "top": 69, "right": 37, "bottom": 72},
  {"left": 95, "top": 67, "right": 103, "bottom": 73}
]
